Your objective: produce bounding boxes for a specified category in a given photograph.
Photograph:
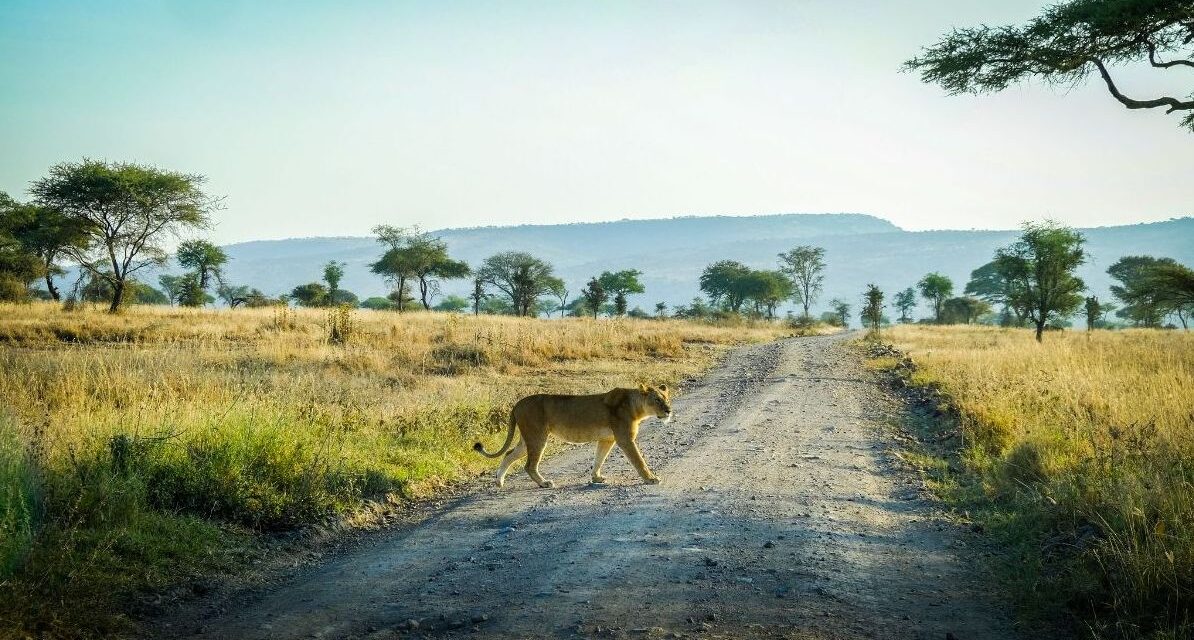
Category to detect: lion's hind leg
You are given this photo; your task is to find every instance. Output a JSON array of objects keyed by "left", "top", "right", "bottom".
[
  {"left": 524, "top": 436, "right": 555, "bottom": 489},
  {"left": 591, "top": 438, "right": 615, "bottom": 484},
  {"left": 496, "top": 440, "right": 526, "bottom": 488}
]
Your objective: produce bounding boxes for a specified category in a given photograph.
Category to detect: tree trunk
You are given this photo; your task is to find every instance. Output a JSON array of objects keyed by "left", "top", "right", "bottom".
[
  {"left": 109, "top": 280, "right": 124, "bottom": 314},
  {"left": 419, "top": 277, "right": 431, "bottom": 310},
  {"left": 1034, "top": 320, "right": 1044, "bottom": 342},
  {"left": 44, "top": 272, "right": 60, "bottom": 301}
]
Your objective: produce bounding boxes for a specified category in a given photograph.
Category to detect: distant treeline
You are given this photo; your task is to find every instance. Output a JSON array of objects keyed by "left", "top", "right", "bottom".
[{"left": 2, "top": 160, "right": 1191, "bottom": 336}]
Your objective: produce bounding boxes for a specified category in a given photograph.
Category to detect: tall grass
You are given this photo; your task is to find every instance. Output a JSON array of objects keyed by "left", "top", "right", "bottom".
[
  {"left": 881, "top": 325, "right": 1194, "bottom": 639},
  {"left": 0, "top": 302, "right": 788, "bottom": 638}
]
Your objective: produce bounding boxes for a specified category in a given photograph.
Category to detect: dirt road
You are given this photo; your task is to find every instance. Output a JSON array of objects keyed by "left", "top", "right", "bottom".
[{"left": 167, "top": 334, "right": 1016, "bottom": 639}]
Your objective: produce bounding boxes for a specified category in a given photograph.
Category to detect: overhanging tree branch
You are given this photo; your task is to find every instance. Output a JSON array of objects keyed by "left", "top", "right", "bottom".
[
  {"left": 1144, "top": 38, "right": 1194, "bottom": 68},
  {"left": 1090, "top": 57, "right": 1194, "bottom": 112}
]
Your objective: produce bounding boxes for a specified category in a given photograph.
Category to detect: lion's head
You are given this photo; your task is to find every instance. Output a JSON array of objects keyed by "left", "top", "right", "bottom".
[{"left": 640, "top": 383, "right": 672, "bottom": 423}]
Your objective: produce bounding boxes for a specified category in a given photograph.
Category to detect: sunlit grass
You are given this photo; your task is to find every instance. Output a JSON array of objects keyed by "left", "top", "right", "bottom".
[
  {"left": 0, "top": 301, "right": 791, "bottom": 638},
  {"left": 883, "top": 325, "right": 1194, "bottom": 639}
]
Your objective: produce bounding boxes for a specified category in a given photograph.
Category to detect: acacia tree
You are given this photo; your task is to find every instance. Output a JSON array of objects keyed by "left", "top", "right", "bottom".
[
  {"left": 1109, "top": 255, "right": 1194, "bottom": 328},
  {"left": 777, "top": 245, "right": 826, "bottom": 319},
  {"left": 893, "top": 287, "right": 917, "bottom": 323},
  {"left": 942, "top": 296, "right": 992, "bottom": 325},
  {"left": 965, "top": 260, "right": 1029, "bottom": 325},
  {"left": 370, "top": 225, "right": 415, "bottom": 313},
  {"left": 830, "top": 299, "right": 851, "bottom": 327},
  {"left": 906, "top": 0, "right": 1194, "bottom": 131},
  {"left": 994, "top": 221, "right": 1087, "bottom": 341},
  {"left": 699, "top": 260, "right": 753, "bottom": 312},
  {"left": 1147, "top": 262, "right": 1194, "bottom": 328},
  {"left": 476, "top": 251, "right": 560, "bottom": 316},
  {"left": 597, "top": 269, "right": 645, "bottom": 316},
  {"left": 158, "top": 274, "right": 183, "bottom": 305},
  {"left": 1085, "top": 296, "right": 1103, "bottom": 330},
  {"left": 323, "top": 260, "right": 345, "bottom": 297},
  {"left": 0, "top": 194, "right": 92, "bottom": 300},
  {"left": 862, "top": 284, "right": 884, "bottom": 335},
  {"left": 470, "top": 276, "right": 487, "bottom": 316},
  {"left": 176, "top": 239, "right": 228, "bottom": 302},
  {"left": 0, "top": 194, "right": 46, "bottom": 299},
  {"left": 290, "top": 282, "right": 328, "bottom": 307},
  {"left": 31, "top": 160, "right": 217, "bottom": 312},
  {"left": 746, "top": 270, "right": 794, "bottom": 319},
  {"left": 580, "top": 277, "right": 607, "bottom": 318},
  {"left": 917, "top": 272, "right": 954, "bottom": 323},
  {"left": 548, "top": 280, "right": 569, "bottom": 318}
]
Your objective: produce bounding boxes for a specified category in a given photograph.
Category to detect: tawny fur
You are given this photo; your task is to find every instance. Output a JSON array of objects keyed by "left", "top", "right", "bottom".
[{"left": 474, "top": 384, "right": 672, "bottom": 488}]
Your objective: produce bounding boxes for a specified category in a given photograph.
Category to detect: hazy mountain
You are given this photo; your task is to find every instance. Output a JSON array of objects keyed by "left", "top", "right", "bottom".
[{"left": 174, "top": 213, "right": 1193, "bottom": 319}]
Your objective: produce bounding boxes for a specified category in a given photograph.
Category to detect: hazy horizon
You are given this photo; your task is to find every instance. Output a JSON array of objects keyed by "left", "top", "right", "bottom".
[
  {"left": 217, "top": 211, "right": 1192, "bottom": 246},
  {"left": 3, "top": 1, "right": 1192, "bottom": 244}
]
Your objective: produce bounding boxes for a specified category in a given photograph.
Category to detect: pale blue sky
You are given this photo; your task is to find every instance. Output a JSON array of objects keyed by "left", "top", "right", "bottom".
[{"left": 2, "top": 1, "right": 1191, "bottom": 243}]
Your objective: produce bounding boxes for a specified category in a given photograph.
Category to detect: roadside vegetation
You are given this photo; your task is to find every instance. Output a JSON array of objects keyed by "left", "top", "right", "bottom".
[
  {"left": 0, "top": 302, "right": 793, "bottom": 638},
  {"left": 874, "top": 325, "right": 1194, "bottom": 639}
]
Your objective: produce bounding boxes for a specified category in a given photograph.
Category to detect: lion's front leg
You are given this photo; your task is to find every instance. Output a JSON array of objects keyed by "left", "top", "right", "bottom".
[
  {"left": 592, "top": 438, "right": 615, "bottom": 484},
  {"left": 614, "top": 433, "right": 659, "bottom": 485}
]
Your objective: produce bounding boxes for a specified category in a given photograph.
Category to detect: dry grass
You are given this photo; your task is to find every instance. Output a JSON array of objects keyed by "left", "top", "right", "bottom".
[
  {"left": 0, "top": 302, "right": 789, "bottom": 638},
  {"left": 881, "top": 325, "right": 1194, "bottom": 639}
]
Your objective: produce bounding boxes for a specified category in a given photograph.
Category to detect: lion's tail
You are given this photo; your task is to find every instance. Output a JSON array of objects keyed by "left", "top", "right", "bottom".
[{"left": 473, "top": 410, "right": 518, "bottom": 458}]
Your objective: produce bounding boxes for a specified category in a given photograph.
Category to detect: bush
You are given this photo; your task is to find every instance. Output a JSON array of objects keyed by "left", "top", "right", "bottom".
[
  {"left": 360, "top": 296, "right": 395, "bottom": 311},
  {"left": 0, "top": 275, "right": 29, "bottom": 302}
]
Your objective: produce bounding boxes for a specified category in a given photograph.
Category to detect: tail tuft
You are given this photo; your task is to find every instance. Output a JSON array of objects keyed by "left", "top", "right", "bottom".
[{"left": 473, "top": 442, "right": 484, "bottom": 452}]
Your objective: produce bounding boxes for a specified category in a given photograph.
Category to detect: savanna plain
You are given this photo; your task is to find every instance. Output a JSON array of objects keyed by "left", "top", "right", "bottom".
[
  {"left": 0, "top": 302, "right": 790, "bottom": 638},
  {"left": 1, "top": 303, "right": 1192, "bottom": 640}
]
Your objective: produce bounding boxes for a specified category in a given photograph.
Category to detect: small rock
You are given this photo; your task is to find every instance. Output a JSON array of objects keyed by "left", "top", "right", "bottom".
[
  {"left": 470, "top": 613, "right": 489, "bottom": 624},
  {"left": 763, "top": 540, "right": 775, "bottom": 549}
]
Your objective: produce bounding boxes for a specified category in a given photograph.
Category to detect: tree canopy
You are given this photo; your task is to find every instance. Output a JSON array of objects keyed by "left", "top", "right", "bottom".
[
  {"left": 0, "top": 193, "right": 91, "bottom": 301},
  {"left": 893, "top": 287, "right": 917, "bottom": 323},
  {"left": 597, "top": 269, "right": 645, "bottom": 316},
  {"left": 917, "top": 272, "right": 954, "bottom": 323},
  {"left": 176, "top": 239, "right": 227, "bottom": 292},
  {"left": 699, "top": 260, "right": 754, "bottom": 313},
  {"left": 1108, "top": 254, "right": 1194, "bottom": 327},
  {"left": 30, "top": 160, "right": 217, "bottom": 312},
  {"left": 580, "top": 277, "right": 607, "bottom": 318},
  {"left": 777, "top": 245, "right": 826, "bottom": 318},
  {"left": 905, "top": 0, "right": 1194, "bottom": 131},
  {"left": 476, "top": 251, "right": 561, "bottom": 316},
  {"left": 965, "top": 260, "right": 1029, "bottom": 325},
  {"left": 862, "top": 284, "right": 884, "bottom": 334},
  {"left": 370, "top": 226, "right": 469, "bottom": 310},
  {"left": 993, "top": 221, "right": 1087, "bottom": 341}
]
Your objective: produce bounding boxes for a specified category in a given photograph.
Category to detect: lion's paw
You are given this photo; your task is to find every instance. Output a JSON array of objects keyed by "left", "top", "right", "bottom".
[
  {"left": 539, "top": 480, "right": 556, "bottom": 489},
  {"left": 590, "top": 475, "right": 607, "bottom": 484},
  {"left": 643, "top": 476, "right": 661, "bottom": 485}
]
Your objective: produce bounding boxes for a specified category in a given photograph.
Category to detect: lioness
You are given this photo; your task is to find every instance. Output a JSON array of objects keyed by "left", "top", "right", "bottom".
[{"left": 474, "top": 384, "right": 672, "bottom": 488}]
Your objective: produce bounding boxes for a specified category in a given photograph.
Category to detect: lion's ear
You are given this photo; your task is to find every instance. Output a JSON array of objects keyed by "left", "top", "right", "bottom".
[
  {"left": 658, "top": 384, "right": 668, "bottom": 393},
  {"left": 604, "top": 388, "right": 628, "bottom": 407}
]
